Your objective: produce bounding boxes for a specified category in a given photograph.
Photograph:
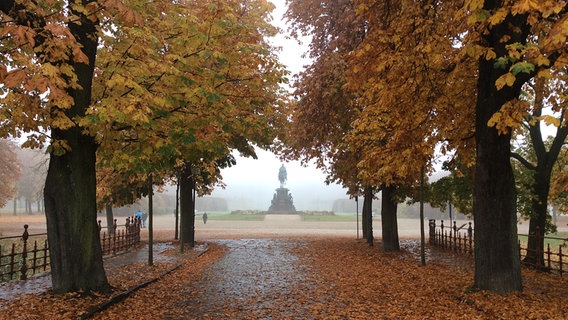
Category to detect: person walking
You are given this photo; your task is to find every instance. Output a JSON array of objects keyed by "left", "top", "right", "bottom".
[
  {"left": 136, "top": 210, "right": 144, "bottom": 227},
  {"left": 202, "top": 212, "right": 208, "bottom": 224}
]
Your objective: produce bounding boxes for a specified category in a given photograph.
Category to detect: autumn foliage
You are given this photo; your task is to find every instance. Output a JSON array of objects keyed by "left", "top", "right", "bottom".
[
  {"left": 1, "top": 238, "right": 568, "bottom": 319},
  {"left": 0, "top": 139, "right": 20, "bottom": 207}
]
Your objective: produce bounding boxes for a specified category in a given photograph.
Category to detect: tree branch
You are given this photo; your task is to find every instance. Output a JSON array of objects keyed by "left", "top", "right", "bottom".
[{"left": 510, "top": 152, "right": 536, "bottom": 171}]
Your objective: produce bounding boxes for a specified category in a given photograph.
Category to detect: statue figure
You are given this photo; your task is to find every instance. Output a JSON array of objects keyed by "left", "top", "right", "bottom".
[{"left": 278, "top": 164, "right": 287, "bottom": 187}]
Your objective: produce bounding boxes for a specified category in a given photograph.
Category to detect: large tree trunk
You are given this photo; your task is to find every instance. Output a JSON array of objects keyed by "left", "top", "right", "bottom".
[
  {"left": 381, "top": 185, "right": 399, "bottom": 252},
  {"left": 44, "top": 131, "right": 108, "bottom": 293},
  {"left": 522, "top": 76, "right": 568, "bottom": 268},
  {"left": 362, "top": 186, "right": 373, "bottom": 246},
  {"left": 43, "top": 2, "right": 108, "bottom": 293},
  {"left": 179, "top": 163, "right": 196, "bottom": 247},
  {"left": 473, "top": 7, "right": 526, "bottom": 293}
]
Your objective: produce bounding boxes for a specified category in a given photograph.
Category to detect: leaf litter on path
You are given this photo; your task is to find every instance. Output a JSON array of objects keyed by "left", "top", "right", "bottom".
[{"left": 1, "top": 237, "right": 568, "bottom": 319}]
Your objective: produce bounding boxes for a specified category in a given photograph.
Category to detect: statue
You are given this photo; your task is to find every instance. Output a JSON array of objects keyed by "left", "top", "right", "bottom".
[
  {"left": 278, "top": 164, "right": 287, "bottom": 187},
  {"left": 268, "top": 164, "right": 296, "bottom": 214}
]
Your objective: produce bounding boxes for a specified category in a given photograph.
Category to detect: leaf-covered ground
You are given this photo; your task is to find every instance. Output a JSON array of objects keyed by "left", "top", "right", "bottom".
[{"left": 1, "top": 238, "right": 567, "bottom": 319}]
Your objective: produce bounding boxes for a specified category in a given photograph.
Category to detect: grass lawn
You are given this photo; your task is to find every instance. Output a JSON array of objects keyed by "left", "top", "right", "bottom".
[
  {"left": 518, "top": 231, "right": 568, "bottom": 247},
  {"left": 300, "top": 215, "right": 357, "bottom": 222},
  {"left": 204, "top": 214, "right": 266, "bottom": 221}
]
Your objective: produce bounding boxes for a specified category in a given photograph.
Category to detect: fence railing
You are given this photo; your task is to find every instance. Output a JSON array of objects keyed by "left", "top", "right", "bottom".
[
  {"left": 99, "top": 217, "right": 141, "bottom": 256},
  {"left": 428, "top": 219, "right": 474, "bottom": 255},
  {"left": 0, "top": 217, "right": 141, "bottom": 282},
  {"left": 518, "top": 227, "right": 568, "bottom": 276},
  {"left": 0, "top": 225, "right": 48, "bottom": 282},
  {"left": 429, "top": 219, "right": 568, "bottom": 276}
]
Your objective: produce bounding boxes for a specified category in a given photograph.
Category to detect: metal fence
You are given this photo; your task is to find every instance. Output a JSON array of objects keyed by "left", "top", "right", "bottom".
[
  {"left": 0, "top": 225, "right": 48, "bottom": 282},
  {"left": 428, "top": 219, "right": 474, "bottom": 255},
  {"left": 0, "top": 217, "right": 141, "bottom": 282},
  {"left": 429, "top": 219, "right": 568, "bottom": 276},
  {"left": 518, "top": 227, "right": 568, "bottom": 276}
]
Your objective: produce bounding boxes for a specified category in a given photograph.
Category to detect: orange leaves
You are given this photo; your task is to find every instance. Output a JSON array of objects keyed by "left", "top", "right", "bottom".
[
  {"left": 100, "top": 0, "right": 144, "bottom": 27},
  {"left": 2, "top": 238, "right": 568, "bottom": 318},
  {"left": 2, "top": 69, "right": 28, "bottom": 88}
]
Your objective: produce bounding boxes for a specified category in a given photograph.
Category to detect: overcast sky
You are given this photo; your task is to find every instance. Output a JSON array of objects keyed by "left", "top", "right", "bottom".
[{"left": 208, "top": 1, "right": 350, "bottom": 211}]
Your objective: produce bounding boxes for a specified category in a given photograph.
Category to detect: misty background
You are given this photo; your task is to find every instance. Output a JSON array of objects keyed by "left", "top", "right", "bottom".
[{"left": 209, "top": 149, "right": 349, "bottom": 211}]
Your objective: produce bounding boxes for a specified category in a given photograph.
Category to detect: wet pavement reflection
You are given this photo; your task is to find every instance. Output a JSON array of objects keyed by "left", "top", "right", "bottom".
[{"left": 165, "top": 238, "right": 324, "bottom": 319}]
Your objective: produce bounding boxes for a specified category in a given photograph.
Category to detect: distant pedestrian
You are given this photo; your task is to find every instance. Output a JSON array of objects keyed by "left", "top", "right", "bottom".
[
  {"left": 142, "top": 212, "right": 148, "bottom": 228},
  {"left": 136, "top": 210, "right": 143, "bottom": 227},
  {"left": 202, "top": 212, "right": 208, "bottom": 224}
]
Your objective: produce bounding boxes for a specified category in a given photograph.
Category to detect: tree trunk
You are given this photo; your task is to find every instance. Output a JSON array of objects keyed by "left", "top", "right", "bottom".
[
  {"left": 473, "top": 9, "right": 526, "bottom": 292},
  {"left": 13, "top": 198, "right": 17, "bottom": 216},
  {"left": 362, "top": 186, "right": 373, "bottom": 245},
  {"left": 175, "top": 177, "right": 179, "bottom": 240},
  {"left": 105, "top": 204, "right": 115, "bottom": 236},
  {"left": 26, "top": 198, "right": 31, "bottom": 215},
  {"left": 44, "top": 131, "right": 108, "bottom": 293},
  {"left": 42, "top": 2, "right": 109, "bottom": 293},
  {"left": 521, "top": 76, "right": 568, "bottom": 268},
  {"left": 179, "top": 163, "right": 196, "bottom": 247},
  {"left": 148, "top": 174, "right": 154, "bottom": 266},
  {"left": 381, "top": 185, "right": 400, "bottom": 252},
  {"left": 522, "top": 165, "right": 550, "bottom": 268}
]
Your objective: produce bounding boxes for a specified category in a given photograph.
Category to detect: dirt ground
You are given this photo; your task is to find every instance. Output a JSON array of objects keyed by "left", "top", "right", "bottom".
[{"left": 2, "top": 213, "right": 568, "bottom": 240}]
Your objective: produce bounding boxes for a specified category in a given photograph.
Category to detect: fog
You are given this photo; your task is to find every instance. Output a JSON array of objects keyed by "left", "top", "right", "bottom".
[
  {"left": 206, "top": 2, "right": 348, "bottom": 211},
  {"left": 209, "top": 149, "right": 350, "bottom": 211}
]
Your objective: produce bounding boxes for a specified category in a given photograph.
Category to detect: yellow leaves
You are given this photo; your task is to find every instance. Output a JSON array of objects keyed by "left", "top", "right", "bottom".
[
  {"left": 462, "top": 44, "right": 485, "bottom": 59},
  {"left": 537, "top": 114, "right": 561, "bottom": 127},
  {"left": 487, "top": 8, "right": 509, "bottom": 26},
  {"left": 511, "top": 0, "right": 539, "bottom": 16},
  {"left": 485, "top": 49, "right": 497, "bottom": 60},
  {"left": 49, "top": 139, "right": 72, "bottom": 156},
  {"left": 487, "top": 99, "right": 529, "bottom": 134},
  {"left": 495, "top": 72, "right": 516, "bottom": 90},
  {"left": 466, "top": 0, "right": 485, "bottom": 12}
]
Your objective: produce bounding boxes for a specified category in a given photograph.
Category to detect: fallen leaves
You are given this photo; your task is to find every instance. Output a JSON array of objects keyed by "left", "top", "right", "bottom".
[
  {"left": 0, "top": 242, "right": 221, "bottom": 320},
  {"left": 1, "top": 238, "right": 567, "bottom": 319}
]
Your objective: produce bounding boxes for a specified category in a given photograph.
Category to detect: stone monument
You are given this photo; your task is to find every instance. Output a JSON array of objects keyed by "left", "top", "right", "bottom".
[{"left": 268, "top": 164, "right": 296, "bottom": 214}]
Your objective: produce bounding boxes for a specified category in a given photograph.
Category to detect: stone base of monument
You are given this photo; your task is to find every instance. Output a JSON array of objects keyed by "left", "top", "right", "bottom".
[{"left": 267, "top": 187, "right": 297, "bottom": 214}]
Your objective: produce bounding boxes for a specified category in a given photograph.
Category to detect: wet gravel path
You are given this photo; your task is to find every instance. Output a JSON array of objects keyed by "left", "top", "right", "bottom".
[{"left": 165, "top": 238, "right": 326, "bottom": 319}]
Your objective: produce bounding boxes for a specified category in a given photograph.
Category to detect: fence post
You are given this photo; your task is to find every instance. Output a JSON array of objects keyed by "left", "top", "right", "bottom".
[
  {"left": 467, "top": 222, "right": 473, "bottom": 255},
  {"left": 559, "top": 246, "right": 564, "bottom": 276},
  {"left": 32, "top": 240, "right": 38, "bottom": 274},
  {"left": 452, "top": 221, "right": 457, "bottom": 252},
  {"left": 112, "top": 218, "right": 117, "bottom": 236},
  {"left": 20, "top": 224, "right": 29, "bottom": 280},
  {"left": 546, "top": 243, "right": 552, "bottom": 270},
  {"left": 428, "top": 219, "right": 435, "bottom": 245}
]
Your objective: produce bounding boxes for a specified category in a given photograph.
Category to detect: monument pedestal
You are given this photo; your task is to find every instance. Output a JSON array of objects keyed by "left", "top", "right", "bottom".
[{"left": 268, "top": 187, "right": 296, "bottom": 214}]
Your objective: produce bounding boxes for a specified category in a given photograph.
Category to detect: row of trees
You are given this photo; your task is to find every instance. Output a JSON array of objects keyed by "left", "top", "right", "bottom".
[
  {"left": 0, "top": 140, "right": 48, "bottom": 214},
  {"left": 1, "top": 0, "right": 566, "bottom": 297},
  {"left": 283, "top": 0, "right": 568, "bottom": 294},
  {"left": 1, "top": 0, "right": 286, "bottom": 293}
]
